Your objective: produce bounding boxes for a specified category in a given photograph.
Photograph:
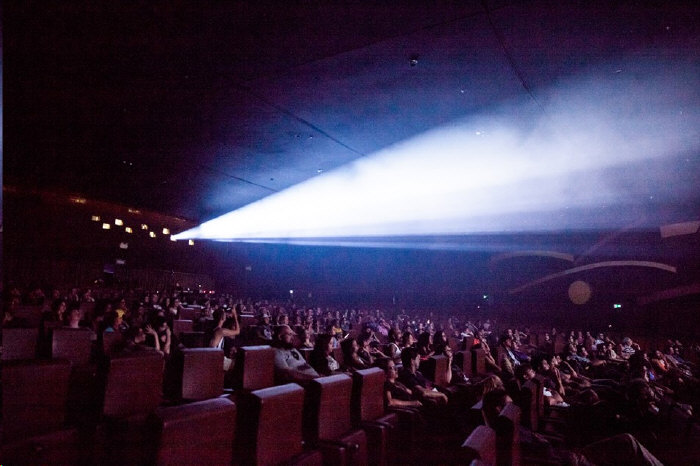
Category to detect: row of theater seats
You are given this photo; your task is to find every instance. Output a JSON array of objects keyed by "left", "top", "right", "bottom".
[{"left": 2, "top": 342, "right": 435, "bottom": 465}]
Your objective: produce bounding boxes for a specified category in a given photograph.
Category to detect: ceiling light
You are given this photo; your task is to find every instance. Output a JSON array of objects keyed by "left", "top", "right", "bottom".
[
  {"left": 102, "top": 223, "right": 111, "bottom": 230},
  {"left": 115, "top": 219, "right": 123, "bottom": 226},
  {"left": 141, "top": 224, "right": 148, "bottom": 230},
  {"left": 125, "top": 227, "right": 133, "bottom": 234},
  {"left": 188, "top": 240, "right": 194, "bottom": 246},
  {"left": 163, "top": 228, "right": 170, "bottom": 235},
  {"left": 91, "top": 215, "right": 101, "bottom": 222},
  {"left": 170, "top": 236, "right": 177, "bottom": 242},
  {"left": 149, "top": 231, "right": 156, "bottom": 238}
]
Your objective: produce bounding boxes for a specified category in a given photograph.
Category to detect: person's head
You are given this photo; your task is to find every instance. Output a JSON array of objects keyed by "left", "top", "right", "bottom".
[
  {"left": 401, "top": 331, "right": 415, "bottom": 347},
  {"left": 66, "top": 306, "right": 82, "bottom": 327},
  {"left": 515, "top": 363, "right": 535, "bottom": 382},
  {"left": 482, "top": 389, "right": 508, "bottom": 427},
  {"left": 126, "top": 326, "right": 146, "bottom": 344},
  {"left": 275, "top": 325, "right": 296, "bottom": 349},
  {"left": 314, "top": 333, "right": 334, "bottom": 356},
  {"left": 499, "top": 334, "right": 513, "bottom": 348},
  {"left": 341, "top": 337, "right": 358, "bottom": 359},
  {"left": 379, "top": 358, "right": 399, "bottom": 381},
  {"left": 482, "top": 374, "right": 504, "bottom": 395},
  {"left": 388, "top": 328, "right": 399, "bottom": 344},
  {"left": 358, "top": 334, "right": 372, "bottom": 351},
  {"left": 400, "top": 347, "right": 420, "bottom": 373},
  {"left": 417, "top": 331, "right": 432, "bottom": 349}
]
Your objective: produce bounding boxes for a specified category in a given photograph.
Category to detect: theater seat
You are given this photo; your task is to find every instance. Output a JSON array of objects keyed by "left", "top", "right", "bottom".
[
  {"left": 462, "top": 425, "right": 496, "bottom": 466},
  {"left": 94, "top": 351, "right": 166, "bottom": 465},
  {"left": 2, "top": 359, "right": 72, "bottom": 442},
  {"left": 1, "top": 327, "right": 39, "bottom": 360},
  {"left": 351, "top": 368, "right": 400, "bottom": 466},
  {"left": 454, "top": 350, "right": 473, "bottom": 378},
  {"left": 494, "top": 403, "right": 521, "bottom": 466},
  {"left": 52, "top": 327, "right": 93, "bottom": 366},
  {"left": 167, "top": 348, "right": 224, "bottom": 401},
  {"left": 231, "top": 345, "right": 275, "bottom": 391},
  {"left": 304, "top": 374, "right": 368, "bottom": 466},
  {"left": 234, "top": 383, "right": 322, "bottom": 465},
  {"left": 150, "top": 398, "right": 237, "bottom": 466},
  {"left": 172, "top": 319, "right": 193, "bottom": 338}
]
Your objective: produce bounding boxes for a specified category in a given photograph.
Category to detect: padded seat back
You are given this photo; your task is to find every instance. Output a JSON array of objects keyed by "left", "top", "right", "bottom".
[
  {"left": 2, "top": 359, "right": 72, "bottom": 442},
  {"left": 180, "top": 348, "right": 224, "bottom": 400},
  {"left": 52, "top": 327, "right": 93, "bottom": 366},
  {"left": 495, "top": 403, "right": 521, "bottom": 466},
  {"left": 102, "top": 351, "right": 164, "bottom": 418},
  {"left": 235, "top": 383, "right": 307, "bottom": 465},
  {"left": 455, "top": 350, "right": 473, "bottom": 377},
  {"left": 462, "top": 425, "right": 496, "bottom": 466},
  {"left": 1, "top": 328, "right": 39, "bottom": 360},
  {"left": 178, "top": 308, "right": 198, "bottom": 321},
  {"left": 172, "top": 319, "right": 193, "bottom": 337},
  {"left": 304, "top": 374, "right": 353, "bottom": 443},
  {"left": 232, "top": 345, "right": 275, "bottom": 391},
  {"left": 152, "top": 398, "right": 236, "bottom": 466},
  {"left": 471, "top": 347, "right": 486, "bottom": 375},
  {"left": 351, "top": 367, "right": 385, "bottom": 423},
  {"left": 179, "top": 331, "right": 207, "bottom": 348},
  {"left": 519, "top": 381, "right": 539, "bottom": 430}
]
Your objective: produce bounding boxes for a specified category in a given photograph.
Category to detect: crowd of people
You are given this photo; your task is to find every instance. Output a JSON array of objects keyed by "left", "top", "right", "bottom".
[{"left": 3, "top": 284, "right": 699, "bottom": 464}]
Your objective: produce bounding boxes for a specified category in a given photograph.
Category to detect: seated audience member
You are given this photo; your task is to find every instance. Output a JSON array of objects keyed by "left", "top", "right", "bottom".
[
  {"left": 256, "top": 311, "right": 273, "bottom": 341},
  {"left": 308, "top": 333, "right": 340, "bottom": 376},
  {"left": 122, "top": 324, "right": 162, "bottom": 354},
  {"left": 378, "top": 358, "right": 422, "bottom": 409},
  {"left": 357, "top": 333, "right": 387, "bottom": 366},
  {"left": 433, "top": 330, "right": 449, "bottom": 355},
  {"left": 398, "top": 347, "right": 448, "bottom": 405},
  {"left": 297, "top": 327, "right": 314, "bottom": 349},
  {"left": 515, "top": 363, "right": 567, "bottom": 407},
  {"left": 386, "top": 328, "right": 402, "bottom": 362},
  {"left": 341, "top": 337, "right": 369, "bottom": 371},
  {"left": 497, "top": 334, "right": 521, "bottom": 379},
  {"left": 209, "top": 308, "right": 240, "bottom": 371},
  {"left": 400, "top": 330, "right": 416, "bottom": 351},
  {"left": 416, "top": 331, "right": 435, "bottom": 359},
  {"left": 272, "top": 325, "right": 319, "bottom": 385}
]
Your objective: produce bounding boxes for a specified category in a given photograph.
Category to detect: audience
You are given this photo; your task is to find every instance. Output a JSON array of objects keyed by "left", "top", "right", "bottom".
[{"left": 2, "top": 283, "right": 698, "bottom": 464}]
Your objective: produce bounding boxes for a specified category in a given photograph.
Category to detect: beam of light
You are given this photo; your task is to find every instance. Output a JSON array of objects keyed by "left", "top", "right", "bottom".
[
  {"left": 509, "top": 260, "right": 677, "bottom": 294},
  {"left": 174, "top": 64, "right": 699, "bottom": 244}
]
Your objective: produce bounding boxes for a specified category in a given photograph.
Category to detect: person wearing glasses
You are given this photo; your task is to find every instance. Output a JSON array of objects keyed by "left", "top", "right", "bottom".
[{"left": 272, "top": 325, "right": 319, "bottom": 385}]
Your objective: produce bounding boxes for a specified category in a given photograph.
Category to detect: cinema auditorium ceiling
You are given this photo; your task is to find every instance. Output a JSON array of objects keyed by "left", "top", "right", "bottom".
[{"left": 4, "top": 1, "right": 700, "bottom": 301}]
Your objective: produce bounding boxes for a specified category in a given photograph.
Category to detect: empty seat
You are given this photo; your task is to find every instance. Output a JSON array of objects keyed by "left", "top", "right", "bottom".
[
  {"left": 234, "top": 383, "right": 322, "bottom": 465},
  {"left": 1, "top": 358, "right": 72, "bottom": 442},
  {"left": 172, "top": 319, "right": 194, "bottom": 337},
  {"left": 52, "top": 327, "right": 93, "bottom": 366},
  {"left": 169, "top": 348, "right": 225, "bottom": 401},
  {"left": 1, "top": 327, "right": 39, "bottom": 360},
  {"left": 462, "top": 425, "right": 496, "bottom": 466},
  {"left": 150, "top": 398, "right": 237, "bottom": 466},
  {"left": 178, "top": 308, "right": 198, "bottom": 321},
  {"left": 101, "top": 351, "right": 165, "bottom": 418},
  {"left": 231, "top": 345, "right": 275, "bottom": 391},
  {"left": 95, "top": 351, "right": 166, "bottom": 465},
  {"left": 179, "top": 331, "right": 207, "bottom": 348},
  {"left": 304, "top": 374, "right": 368, "bottom": 466}
]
